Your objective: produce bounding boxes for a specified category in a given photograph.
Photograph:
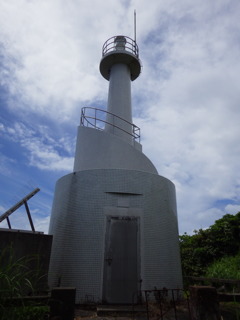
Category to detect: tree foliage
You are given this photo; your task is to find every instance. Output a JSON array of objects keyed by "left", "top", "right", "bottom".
[
  {"left": 179, "top": 212, "right": 240, "bottom": 277},
  {"left": 206, "top": 253, "right": 240, "bottom": 280}
]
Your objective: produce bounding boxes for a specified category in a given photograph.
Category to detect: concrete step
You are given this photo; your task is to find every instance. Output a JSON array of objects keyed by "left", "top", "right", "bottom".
[{"left": 97, "top": 305, "right": 147, "bottom": 317}]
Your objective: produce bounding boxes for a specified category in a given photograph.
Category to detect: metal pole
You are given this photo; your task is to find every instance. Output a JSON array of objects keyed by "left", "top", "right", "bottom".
[
  {"left": 24, "top": 201, "right": 35, "bottom": 232},
  {"left": 186, "top": 290, "right": 192, "bottom": 320},
  {"left": 145, "top": 291, "right": 149, "bottom": 320},
  {"left": 6, "top": 217, "right": 11, "bottom": 229},
  {"left": 171, "top": 289, "right": 178, "bottom": 320},
  {"left": 134, "top": 10, "right": 137, "bottom": 45},
  {"left": 157, "top": 290, "right": 163, "bottom": 320}
]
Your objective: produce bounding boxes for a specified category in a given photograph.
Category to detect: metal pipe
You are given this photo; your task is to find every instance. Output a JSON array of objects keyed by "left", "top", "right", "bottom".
[
  {"left": 157, "top": 290, "right": 164, "bottom": 320},
  {"left": 134, "top": 10, "right": 137, "bottom": 45},
  {"left": 24, "top": 201, "right": 35, "bottom": 232},
  {"left": 145, "top": 291, "right": 149, "bottom": 320},
  {"left": 171, "top": 289, "right": 178, "bottom": 320},
  {"left": 6, "top": 217, "right": 11, "bottom": 229}
]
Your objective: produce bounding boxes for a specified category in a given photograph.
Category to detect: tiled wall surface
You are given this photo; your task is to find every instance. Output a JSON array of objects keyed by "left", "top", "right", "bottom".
[{"left": 48, "top": 169, "right": 182, "bottom": 303}]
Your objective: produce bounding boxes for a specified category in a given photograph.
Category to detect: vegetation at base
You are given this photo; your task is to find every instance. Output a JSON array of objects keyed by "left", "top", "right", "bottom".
[
  {"left": 1, "top": 305, "right": 49, "bottom": 320},
  {"left": 0, "top": 245, "right": 48, "bottom": 320},
  {"left": 206, "top": 254, "right": 240, "bottom": 280},
  {"left": 180, "top": 212, "right": 240, "bottom": 278},
  {"left": 220, "top": 302, "right": 240, "bottom": 320}
]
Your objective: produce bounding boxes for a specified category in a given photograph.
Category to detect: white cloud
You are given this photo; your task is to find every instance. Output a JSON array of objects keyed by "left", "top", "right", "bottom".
[
  {"left": 1, "top": 120, "right": 74, "bottom": 171},
  {"left": 0, "top": 0, "right": 133, "bottom": 120},
  {"left": 0, "top": 209, "right": 50, "bottom": 234},
  {"left": 224, "top": 204, "right": 240, "bottom": 215},
  {"left": 28, "top": 146, "right": 74, "bottom": 171},
  {"left": 0, "top": 0, "right": 240, "bottom": 234},
  {"left": 0, "top": 191, "right": 52, "bottom": 234},
  {"left": 0, "top": 207, "right": 32, "bottom": 231},
  {"left": 34, "top": 215, "right": 50, "bottom": 234},
  {"left": 0, "top": 153, "right": 16, "bottom": 176}
]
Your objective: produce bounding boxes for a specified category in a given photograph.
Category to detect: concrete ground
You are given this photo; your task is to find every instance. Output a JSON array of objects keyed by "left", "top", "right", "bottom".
[{"left": 74, "top": 304, "right": 191, "bottom": 320}]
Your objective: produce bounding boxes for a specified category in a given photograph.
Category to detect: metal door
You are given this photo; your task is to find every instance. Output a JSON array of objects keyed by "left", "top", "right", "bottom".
[{"left": 103, "top": 216, "right": 139, "bottom": 304}]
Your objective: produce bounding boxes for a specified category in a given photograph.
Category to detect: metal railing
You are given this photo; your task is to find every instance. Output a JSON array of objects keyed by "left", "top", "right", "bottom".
[
  {"left": 80, "top": 107, "right": 140, "bottom": 142},
  {"left": 132, "top": 289, "right": 192, "bottom": 320},
  {"left": 102, "top": 35, "right": 139, "bottom": 58},
  {"left": 184, "top": 276, "right": 240, "bottom": 291}
]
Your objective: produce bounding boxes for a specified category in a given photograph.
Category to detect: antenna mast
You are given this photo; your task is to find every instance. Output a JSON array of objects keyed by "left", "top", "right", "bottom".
[{"left": 134, "top": 10, "right": 137, "bottom": 44}]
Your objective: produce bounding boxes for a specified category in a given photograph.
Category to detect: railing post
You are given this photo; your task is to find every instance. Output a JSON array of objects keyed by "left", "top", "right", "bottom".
[
  {"left": 189, "top": 286, "right": 221, "bottom": 320},
  {"left": 80, "top": 108, "right": 84, "bottom": 126},
  {"left": 171, "top": 289, "right": 178, "bottom": 320},
  {"left": 50, "top": 287, "right": 76, "bottom": 320},
  {"left": 157, "top": 290, "right": 163, "bottom": 320},
  {"left": 95, "top": 108, "right": 97, "bottom": 128},
  {"left": 145, "top": 291, "right": 150, "bottom": 320},
  {"left": 24, "top": 201, "right": 35, "bottom": 232},
  {"left": 6, "top": 217, "right": 11, "bottom": 229}
]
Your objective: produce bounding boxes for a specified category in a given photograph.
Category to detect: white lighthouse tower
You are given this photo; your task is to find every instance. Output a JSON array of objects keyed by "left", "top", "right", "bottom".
[{"left": 48, "top": 35, "right": 182, "bottom": 304}]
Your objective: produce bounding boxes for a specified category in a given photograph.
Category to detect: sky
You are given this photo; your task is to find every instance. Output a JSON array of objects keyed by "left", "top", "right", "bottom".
[{"left": 0, "top": 0, "right": 240, "bottom": 235}]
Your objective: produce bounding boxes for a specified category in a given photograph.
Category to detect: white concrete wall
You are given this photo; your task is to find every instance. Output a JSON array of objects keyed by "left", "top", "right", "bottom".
[
  {"left": 49, "top": 37, "right": 182, "bottom": 304},
  {"left": 48, "top": 169, "right": 183, "bottom": 303},
  {"left": 105, "top": 63, "right": 132, "bottom": 142},
  {"left": 73, "top": 126, "right": 158, "bottom": 174}
]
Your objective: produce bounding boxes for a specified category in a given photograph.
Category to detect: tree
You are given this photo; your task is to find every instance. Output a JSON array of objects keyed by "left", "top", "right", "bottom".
[{"left": 179, "top": 212, "right": 240, "bottom": 277}]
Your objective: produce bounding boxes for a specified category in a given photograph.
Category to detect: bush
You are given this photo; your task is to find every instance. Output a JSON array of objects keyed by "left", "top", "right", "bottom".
[
  {"left": 205, "top": 253, "right": 240, "bottom": 280},
  {"left": 1, "top": 305, "right": 49, "bottom": 320}
]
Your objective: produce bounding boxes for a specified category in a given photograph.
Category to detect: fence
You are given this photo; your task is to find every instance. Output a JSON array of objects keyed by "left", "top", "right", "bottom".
[{"left": 132, "top": 288, "right": 192, "bottom": 320}]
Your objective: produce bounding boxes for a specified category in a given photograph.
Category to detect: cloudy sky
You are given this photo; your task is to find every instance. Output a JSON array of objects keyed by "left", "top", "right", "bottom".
[{"left": 0, "top": 0, "right": 240, "bottom": 235}]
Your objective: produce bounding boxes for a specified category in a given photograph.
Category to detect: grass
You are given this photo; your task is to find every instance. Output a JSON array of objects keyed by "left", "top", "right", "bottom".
[{"left": 0, "top": 245, "right": 49, "bottom": 320}]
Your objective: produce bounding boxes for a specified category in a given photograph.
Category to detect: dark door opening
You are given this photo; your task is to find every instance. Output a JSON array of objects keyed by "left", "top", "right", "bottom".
[{"left": 103, "top": 216, "right": 139, "bottom": 304}]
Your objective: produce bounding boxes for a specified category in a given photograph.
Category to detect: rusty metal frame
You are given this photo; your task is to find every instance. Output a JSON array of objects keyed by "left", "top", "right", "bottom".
[
  {"left": 0, "top": 188, "right": 40, "bottom": 231},
  {"left": 132, "top": 288, "right": 192, "bottom": 320}
]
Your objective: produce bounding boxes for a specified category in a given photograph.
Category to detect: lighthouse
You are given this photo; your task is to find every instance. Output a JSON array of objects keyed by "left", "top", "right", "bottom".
[{"left": 48, "top": 35, "right": 182, "bottom": 304}]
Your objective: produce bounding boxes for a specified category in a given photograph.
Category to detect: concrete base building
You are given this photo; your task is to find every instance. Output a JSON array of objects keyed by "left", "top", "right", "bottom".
[{"left": 48, "top": 35, "right": 182, "bottom": 304}]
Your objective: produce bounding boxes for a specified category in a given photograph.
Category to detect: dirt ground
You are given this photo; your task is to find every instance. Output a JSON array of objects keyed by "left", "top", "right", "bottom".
[
  {"left": 74, "top": 305, "right": 190, "bottom": 320},
  {"left": 74, "top": 302, "right": 240, "bottom": 320}
]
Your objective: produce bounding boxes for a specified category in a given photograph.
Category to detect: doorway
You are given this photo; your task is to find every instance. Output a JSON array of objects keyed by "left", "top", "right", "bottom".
[{"left": 103, "top": 216, "right": 139, "bottom": 304}]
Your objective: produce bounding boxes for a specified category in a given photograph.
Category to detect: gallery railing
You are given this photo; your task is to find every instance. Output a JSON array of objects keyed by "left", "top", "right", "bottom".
[
  {"left": 80, "top": 107, "right": 140, "bottom": 142},
  {"left": 102, "top": 35, "right": 139, "bottom": 58}
]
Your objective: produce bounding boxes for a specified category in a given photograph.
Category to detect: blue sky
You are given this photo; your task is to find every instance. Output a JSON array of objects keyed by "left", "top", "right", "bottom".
[{"left": 0, "top": 0, "right": 240, "bottom": 234}]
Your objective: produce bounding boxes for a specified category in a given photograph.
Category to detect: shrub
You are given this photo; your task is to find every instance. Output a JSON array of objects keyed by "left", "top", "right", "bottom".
[
  {"left": 205, "top": 253, "right": 240, "bottom": 280},
  {"left": 0, "top": 245, "right": 48, "bottom": 320}
]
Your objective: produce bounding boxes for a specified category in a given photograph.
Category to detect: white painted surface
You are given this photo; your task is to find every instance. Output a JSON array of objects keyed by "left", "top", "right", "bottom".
[
  {"left": 73, "top": 126, "right": 158, "bottom": 174},
  {"left": 49, "top": 36, "right": 182, "bottom": 303},
  {"left": 48, "top": 169, "right": 183, "bottom": 303},
  {"left": 105, "top": 63, "right": 132, "bottom": 143}
]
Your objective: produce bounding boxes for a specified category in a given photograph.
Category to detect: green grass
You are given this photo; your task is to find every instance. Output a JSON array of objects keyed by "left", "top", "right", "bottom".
[
  {"left": 206, "top": 254, "right": 240, "bottom": 280},
  {"left": 0, "top": 245, "right": 48, "bottom": 320}
]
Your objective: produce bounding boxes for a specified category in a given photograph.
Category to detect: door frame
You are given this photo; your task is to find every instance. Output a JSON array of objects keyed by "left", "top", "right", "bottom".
[{"left": 102, "top": 215, "right": 140, "bottom": 304}]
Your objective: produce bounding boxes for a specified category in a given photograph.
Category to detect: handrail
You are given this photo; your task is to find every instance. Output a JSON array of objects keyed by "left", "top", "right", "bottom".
[
  {"left": 80, "top": 107, "right": 140, "bottom": 142},
  {"left": 102, "top": 35, "right": 139, "bottom": 58}
]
